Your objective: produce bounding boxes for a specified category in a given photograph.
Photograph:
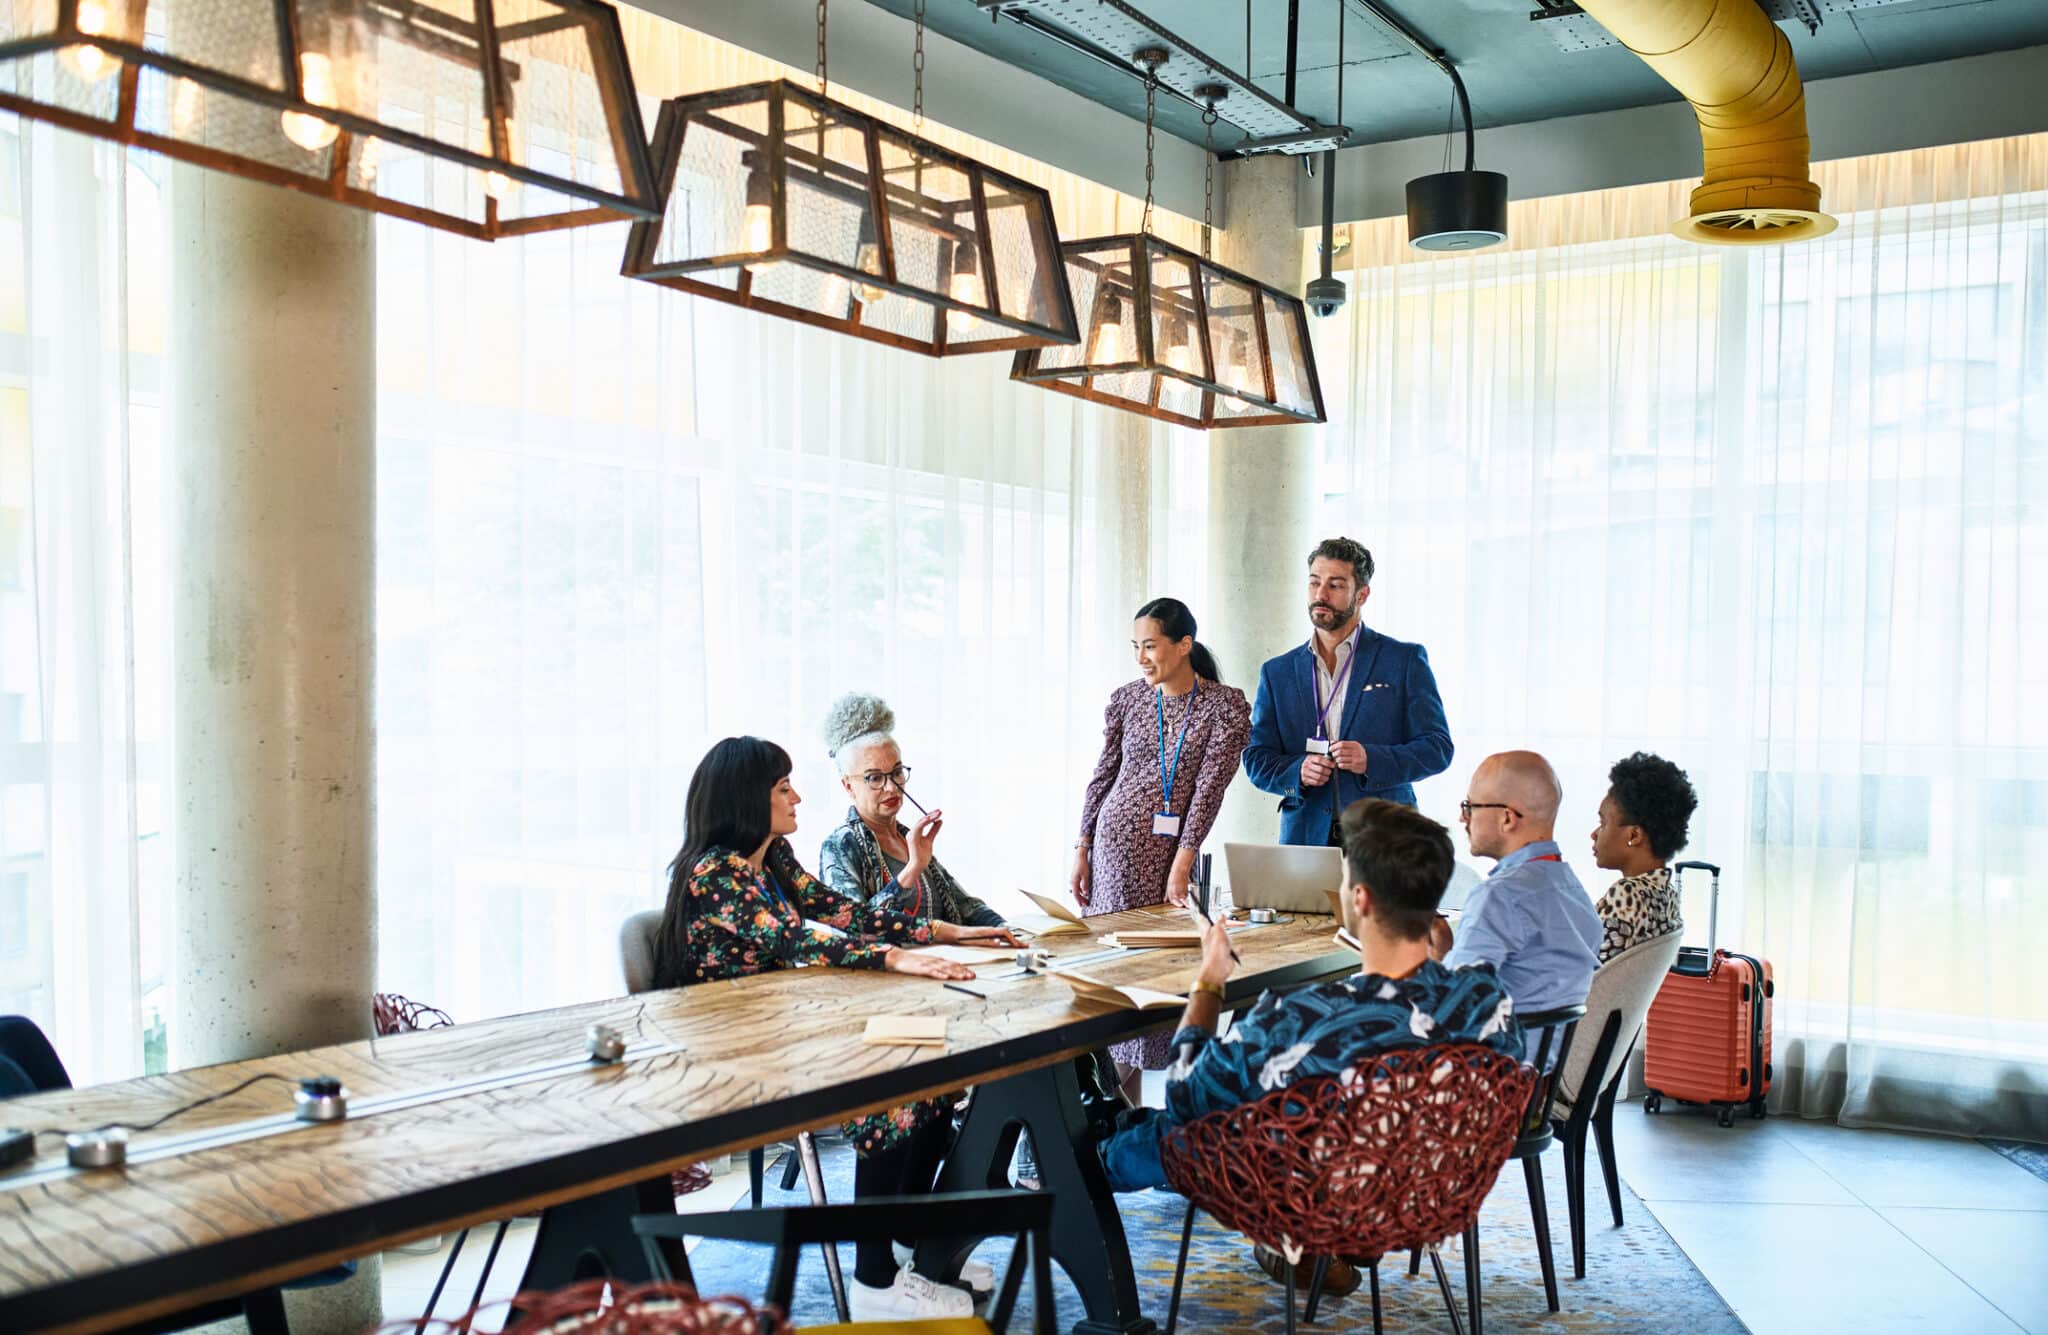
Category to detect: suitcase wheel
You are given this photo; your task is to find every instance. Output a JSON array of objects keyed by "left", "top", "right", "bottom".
[
  {"left": 1717, "top": 1106, "right": 1735, "bottom": 1128},
  {"left": 1749, "top": 1099, "right": 1767, "bottom": 1119},
  {"left": 1644, "top": 1093, "right": 1662, "bottom": 1114}
]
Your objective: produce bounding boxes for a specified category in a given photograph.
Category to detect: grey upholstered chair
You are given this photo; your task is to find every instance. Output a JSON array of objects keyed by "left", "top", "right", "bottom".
[
  {"left": 1551, "top": 928, "right": 1684, "bottom": 1279},
  {"left": 616, "top": 907, "right": 849, "bottom": 1323}
]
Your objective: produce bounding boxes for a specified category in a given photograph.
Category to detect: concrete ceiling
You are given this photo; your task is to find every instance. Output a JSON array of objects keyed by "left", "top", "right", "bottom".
[{"left": 856, "top": 0, "right": 2048, "bottom": 151}]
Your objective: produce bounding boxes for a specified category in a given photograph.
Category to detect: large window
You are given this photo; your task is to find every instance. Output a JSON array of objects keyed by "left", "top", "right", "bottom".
[{"left": 1317, "top": 136, "right": 2048, "bottom": 1137}]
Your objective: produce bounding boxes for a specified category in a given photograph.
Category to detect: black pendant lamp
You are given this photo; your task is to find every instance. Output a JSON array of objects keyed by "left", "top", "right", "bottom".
[{"left": 1406, "top": 66, "right": 1506, "bottom": 252}]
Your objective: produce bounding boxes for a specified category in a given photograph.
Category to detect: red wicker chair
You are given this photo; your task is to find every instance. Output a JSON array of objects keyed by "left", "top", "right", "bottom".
[{"left": 1160, "top": 1042, "right": 1536, "bottom": 1335}]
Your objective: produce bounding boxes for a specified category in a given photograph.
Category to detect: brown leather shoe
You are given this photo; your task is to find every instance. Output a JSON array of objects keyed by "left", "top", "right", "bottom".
[{"left": 1252, "top": 1243, "right": 1361, "bottom": 1297}]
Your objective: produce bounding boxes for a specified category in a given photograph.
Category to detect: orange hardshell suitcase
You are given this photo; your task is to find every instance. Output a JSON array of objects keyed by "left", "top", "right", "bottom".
[{"left": 1643, "top": 861, "right": 1774, "bottom": 1127}]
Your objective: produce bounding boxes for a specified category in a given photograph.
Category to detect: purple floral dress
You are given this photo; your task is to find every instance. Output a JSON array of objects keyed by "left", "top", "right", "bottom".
[{"left": 1078, "top": 677, "right": 1251, "bottom": 1069}]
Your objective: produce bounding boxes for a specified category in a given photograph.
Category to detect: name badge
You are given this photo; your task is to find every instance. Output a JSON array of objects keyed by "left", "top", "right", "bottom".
[
  {"left": 1305, "top": 737, "right": 1331, "bottom": 756},
  {"left": 1152, "top": 812, "right": 1183, "bottom": 837}
]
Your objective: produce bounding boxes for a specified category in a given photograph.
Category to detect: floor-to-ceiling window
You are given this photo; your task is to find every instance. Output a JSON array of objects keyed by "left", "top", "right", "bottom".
[{"left": 1316, "top": 135, "right": 2048, "bottom": 1138}]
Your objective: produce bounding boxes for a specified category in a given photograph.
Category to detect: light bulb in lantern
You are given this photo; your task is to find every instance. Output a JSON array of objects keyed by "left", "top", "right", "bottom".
[
  {"left": 281, "top": 52, "right": 342, "bottom": 152},
  {"left": 949, "top": 246, "right": 986, "bottom": 308},
  {"left": 1222, "top": 334, "right": 1260, "bottom": 395},
  {"left": 483, "top": 119, "right": 521, "bottom": 202},
  {"left": 62, "top": 1, "right": 116, "bottom": 83},
  {"left": 854, "top": 241, "right": 886, "bottom": 304},
  {"left": 1161, "top": 317, "right": 1198, "bottom": 375},
  {"left": 740, "top": 151, "right": 774, "bottom": 255},
  {"left": 1087, "top": 293, "right": 1128, "bottom": 364}
]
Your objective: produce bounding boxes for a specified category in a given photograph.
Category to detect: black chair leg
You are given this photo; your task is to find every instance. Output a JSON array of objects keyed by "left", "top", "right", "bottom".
[
  {"left": 415, "top": 1227, "right": 468, "bottom": 1332},
  {"left": 465, "top": 1219, "right": 512, "bottom": 1313},
  {"left": 1463, "top": 1223, "right": 1483, "bottom": 1335},
  {"left": 1524, "top": 1155, "right": 1561, "bottom": 1312},
  {"left": 1368, "top": 1260, "right": 1383, "bottom": 1335},
  {"left": 1593, "top": 1097, "right": 1625, "bottom": 1228},
  {"left": 1164, "top": 1203, "right": 1197, "bottom": 1335},
  {"left": 1563, "top": 1123, "right": 1589, "bottom": 1280},
  {"left": 1303, "top": 1254, "right": 1331, "bottom": 1325},
  {"left": 1425, "top": 1248, "right": 1468, "bottom": 1335},
  {"left": 779, "top": 1140, "right": 804, "bottom": 1191},
  {"left": 1407, "top": 1247, "right": 1421, "bottom": 1277},
  {"left": 749, "top": 1145, "right": 765, "bottom": 1208},
  {"left": 1284, "top": 1259, "right": 1297, "bottom": 1335}
]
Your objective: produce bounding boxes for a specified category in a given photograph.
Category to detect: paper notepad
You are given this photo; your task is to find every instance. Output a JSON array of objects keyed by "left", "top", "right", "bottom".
[
  {"left": 908, "top": 944, "right": 1017, "bottom": 965},
  {"left": 864, "top": 1016, "right": 949, "bottom": 1047},
  {"left": 1101, "top": 929, "right": 1204, "bottom": 950},
  {"left": 1063, "top": 972, "right": 1187, "bottom": 1014},
  {"left": 1009, "top": 889, "right": 1090, "bottom": 937}
]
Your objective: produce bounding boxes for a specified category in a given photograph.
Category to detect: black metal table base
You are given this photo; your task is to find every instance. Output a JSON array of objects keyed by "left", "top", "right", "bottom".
[
  {"left": 917, "top": 1059, "right": 1156, "bottom": 1335},
  {"left": 518, "top": 1177, "right": 689, "bottom": 1295}
]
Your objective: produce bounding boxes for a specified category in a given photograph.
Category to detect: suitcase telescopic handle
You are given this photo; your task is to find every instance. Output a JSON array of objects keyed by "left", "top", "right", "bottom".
[{"left": 1672, "top": 860, "right": 1722, "bottom": 954}]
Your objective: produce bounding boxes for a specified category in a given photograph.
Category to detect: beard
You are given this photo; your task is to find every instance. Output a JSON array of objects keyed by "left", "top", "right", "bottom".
[{"left": 1309, "top": 602, "right": 1352, "bottom": 626}]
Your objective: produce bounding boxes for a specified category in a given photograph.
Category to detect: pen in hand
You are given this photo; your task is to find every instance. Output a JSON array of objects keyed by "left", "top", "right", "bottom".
[{"left": 1186, "top": 899, "right": 1242, "bottom": 965}]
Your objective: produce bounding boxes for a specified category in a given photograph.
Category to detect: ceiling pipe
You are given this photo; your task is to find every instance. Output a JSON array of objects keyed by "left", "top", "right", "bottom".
[{"left": 1571, "top": 0, "right": 1836, "bottom": 244}]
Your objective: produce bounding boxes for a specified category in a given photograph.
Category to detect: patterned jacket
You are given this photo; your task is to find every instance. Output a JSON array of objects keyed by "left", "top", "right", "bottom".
[
  {"left": 818, "top": 807, "right": 1006, "bottom": 928},
  {"left": 1162, "top": 960, "right": 1524, "bottom": 1131},
  {"left": 653, "top": 837, "right": 932, "bottom": 989}
]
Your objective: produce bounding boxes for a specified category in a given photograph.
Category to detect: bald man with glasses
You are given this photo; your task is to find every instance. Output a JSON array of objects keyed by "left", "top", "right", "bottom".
[{"left": 1438, "top": 751, "right": 1602, "bottom": 1032}]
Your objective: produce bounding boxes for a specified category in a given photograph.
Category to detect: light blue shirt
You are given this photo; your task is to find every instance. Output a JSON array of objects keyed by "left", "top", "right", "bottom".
[{"left": 1445, "top": 839, "right": 1601, "bottom": 1020}]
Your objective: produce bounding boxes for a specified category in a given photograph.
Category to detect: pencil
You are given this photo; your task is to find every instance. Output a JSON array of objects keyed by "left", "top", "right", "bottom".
[
  {"left": 943, "top": 981, "right": 986, "bottom": 999},
  {"left": 1187, "top": 901, "right": 1242, "bottom": 965}
]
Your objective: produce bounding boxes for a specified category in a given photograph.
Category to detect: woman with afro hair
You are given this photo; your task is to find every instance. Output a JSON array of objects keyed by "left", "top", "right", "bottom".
[{"left": 1587, "top": 751, "right": 1699, "bottom": 962}]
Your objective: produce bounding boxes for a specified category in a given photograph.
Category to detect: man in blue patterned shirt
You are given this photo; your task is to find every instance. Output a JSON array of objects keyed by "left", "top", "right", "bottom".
[{"left": 1099, "top": 798, "right": 1523, "bottom": 1197}]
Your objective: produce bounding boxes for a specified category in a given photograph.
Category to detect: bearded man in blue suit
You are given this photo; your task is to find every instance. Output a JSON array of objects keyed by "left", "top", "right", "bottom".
[{"left": 1243, "top": 537, "right": 1453, "bottom": 844}]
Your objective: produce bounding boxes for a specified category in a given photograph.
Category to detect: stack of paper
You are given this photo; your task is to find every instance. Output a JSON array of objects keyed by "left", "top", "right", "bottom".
[
  {"left": 1100, "top": 929, "right": 1204, "bottom": 950},
  {"left": 1062, "top": 973, "right": 1186, "bottom": 1014},
  {"left": 907, "top": 945, "right": 1017, "bottom": 965},
  {"left": 1009, "top": 890, "right": 1091, "bottom": 938},
  {"left": 864, "top": 1016, "right": 949, "bottom": 1047}
]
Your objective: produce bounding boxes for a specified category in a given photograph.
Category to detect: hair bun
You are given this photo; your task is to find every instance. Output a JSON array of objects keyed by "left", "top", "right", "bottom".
[{"left": 822, "top": 692, "right": 895, "bottom": 755}]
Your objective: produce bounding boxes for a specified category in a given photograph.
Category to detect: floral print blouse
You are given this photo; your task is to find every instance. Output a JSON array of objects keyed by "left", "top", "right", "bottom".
[
  {"left": 1594, "top": 865, "right": 1683, "bottom": 964},
  {"left": 652, "top": 836, "right": 949, "bottom": 1159},
  {"left": 819, "top": 807, "right": 1006, "bottom": 928},
  {"left": 653, "top": 836, "right": 932, "bottom": 989}
]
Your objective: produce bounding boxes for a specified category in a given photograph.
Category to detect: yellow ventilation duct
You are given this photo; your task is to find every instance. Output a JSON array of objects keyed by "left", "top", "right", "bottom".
[{"left": 1575, "top": 0, "right": 1837, "bottom": 244}]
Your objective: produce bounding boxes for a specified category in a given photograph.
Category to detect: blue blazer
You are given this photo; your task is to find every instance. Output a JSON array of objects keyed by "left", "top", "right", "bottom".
[{"left": 1242, "top": 629, "right": 1454, "bottom": 845}]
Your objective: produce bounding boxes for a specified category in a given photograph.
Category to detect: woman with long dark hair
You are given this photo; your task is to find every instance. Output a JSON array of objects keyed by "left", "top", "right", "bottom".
[
  {"left": 1070, "top": 598, "right": 1251, "bottom": 1087},
  {"left": 654, "top": 736, "right": 1005, "bottom": 1322}
]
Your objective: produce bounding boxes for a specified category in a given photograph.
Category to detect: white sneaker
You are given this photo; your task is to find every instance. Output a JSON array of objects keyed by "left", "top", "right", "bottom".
[
  {"left": 849, "top": 1265, "right": 976, "bottom": 1321},
  {"left": 893, "top": 1240, "right": 995, "bottom": 1292}
]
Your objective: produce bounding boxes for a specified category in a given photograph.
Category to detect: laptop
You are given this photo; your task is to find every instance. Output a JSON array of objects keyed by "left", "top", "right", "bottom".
[{"left": 1224, "top": 843, "right": 1344, "bottom": 915}]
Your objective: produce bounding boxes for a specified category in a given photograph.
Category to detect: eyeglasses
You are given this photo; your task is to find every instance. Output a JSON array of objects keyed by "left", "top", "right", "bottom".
[
  {"left": 859, "top": 765, "right": 912, "bottom": 792},
  {"left": 1459, "top": 800, "right": 1517, "bottom": 822}
]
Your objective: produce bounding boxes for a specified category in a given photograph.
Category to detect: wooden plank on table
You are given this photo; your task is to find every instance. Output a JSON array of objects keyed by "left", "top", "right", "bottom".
[{"left": 0, "top": 904, "right": 1352, "bottom": 1334}]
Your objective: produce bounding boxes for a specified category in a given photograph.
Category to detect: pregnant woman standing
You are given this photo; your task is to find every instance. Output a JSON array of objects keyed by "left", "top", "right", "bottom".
[{"left": 1070, "top": 597, "right": 1250, "bottom": 1099}]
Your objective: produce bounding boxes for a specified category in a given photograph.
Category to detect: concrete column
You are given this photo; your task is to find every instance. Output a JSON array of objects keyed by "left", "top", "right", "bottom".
[
  {"left": 168, "top": 165, "right": 379, "bottom": 1330},
  {"left": 169, "top": 166, "right": 376, "bottom": 1068},
  {"left": 1207, "top": 155, "right": 1319, "bottom": 854},
  {"left": 1090, "top": 412, "right": 1155, "bottom": 629}
]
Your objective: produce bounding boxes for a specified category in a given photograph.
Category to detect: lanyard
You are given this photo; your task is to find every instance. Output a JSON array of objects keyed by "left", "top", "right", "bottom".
[
  {"left": 1156, "top": 677, "right": 1199, "bottom": 814},
  {"left": 1311, "top": 626, "right": 1363, "bottom": 739}
]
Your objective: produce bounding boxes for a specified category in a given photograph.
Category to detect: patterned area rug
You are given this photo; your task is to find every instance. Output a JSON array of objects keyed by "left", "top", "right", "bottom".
[
  {"left": 680, "top": 1137, "right": 1744, "bottom": 1333},
  {"left": 1986, "top": 1139, "right": 2048, "bottom": 1185}
]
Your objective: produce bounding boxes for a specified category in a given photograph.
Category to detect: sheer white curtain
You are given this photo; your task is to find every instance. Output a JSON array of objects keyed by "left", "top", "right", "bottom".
[
  {"left": 1320, "top": 134, "right": 2048, "bottom": 1139},
  {"left": 371, "top": 17, "right": 1210, "bottom": 1024},
  {"left": 0, "top": 118, "right": 168, "bottom": 1085}
]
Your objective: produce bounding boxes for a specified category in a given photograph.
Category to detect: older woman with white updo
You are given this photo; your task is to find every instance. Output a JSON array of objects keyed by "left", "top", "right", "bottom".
[{"left": 819, "top": 693, "right": 1014, "bottom": 932}]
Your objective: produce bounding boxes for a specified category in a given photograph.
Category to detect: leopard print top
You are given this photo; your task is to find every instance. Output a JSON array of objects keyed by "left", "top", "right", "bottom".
[{"left": 1594, "top": 866, "right": 1682, "bottom": 963}]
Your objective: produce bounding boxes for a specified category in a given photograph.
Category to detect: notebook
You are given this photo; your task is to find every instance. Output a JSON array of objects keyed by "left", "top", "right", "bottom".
[
  {"left": 1008, "top": 889, "right": 1091, "bottom": 938},
  {"left": 863, "top": 1016, "right": 949, "bottom": 1047},
  {"left": 1062, "top": 973, "right": 1186, "bottom": 1014},
  {"left": 1100, "top": 929, "right": 1204, "bottom": 950}
]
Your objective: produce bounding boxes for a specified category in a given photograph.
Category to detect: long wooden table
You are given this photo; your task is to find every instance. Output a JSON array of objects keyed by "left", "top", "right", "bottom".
[{"left": 0, "top": 905, "right": 1353, "bottom": 1334}]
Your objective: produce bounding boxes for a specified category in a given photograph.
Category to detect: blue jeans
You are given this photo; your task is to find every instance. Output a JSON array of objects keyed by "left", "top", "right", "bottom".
[{"left": 1098, "top": 1108, "right": 1175, "bottom": 1192}]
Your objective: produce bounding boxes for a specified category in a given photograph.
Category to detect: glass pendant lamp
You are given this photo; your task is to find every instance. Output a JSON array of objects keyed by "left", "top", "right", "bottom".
[
  {"left": 619, "top": 0, "right": 1078, "bottom": 358},
  {"left": 0, "top": 0, "right": 660, "bottom": 239},
  {"left": 1011, "top": 63, "right": 1325, "bottom": 429}
]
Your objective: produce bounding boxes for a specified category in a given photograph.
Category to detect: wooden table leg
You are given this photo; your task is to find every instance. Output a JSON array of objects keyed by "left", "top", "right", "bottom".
[{"left": 918, "top": 1060, "right": 1156, "bottom": 1335}]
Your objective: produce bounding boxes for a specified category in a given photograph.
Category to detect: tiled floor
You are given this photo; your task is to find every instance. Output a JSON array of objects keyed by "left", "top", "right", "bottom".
[{"left": 1612, "top": 1105, "right": 2048, "bottom": 1335}]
